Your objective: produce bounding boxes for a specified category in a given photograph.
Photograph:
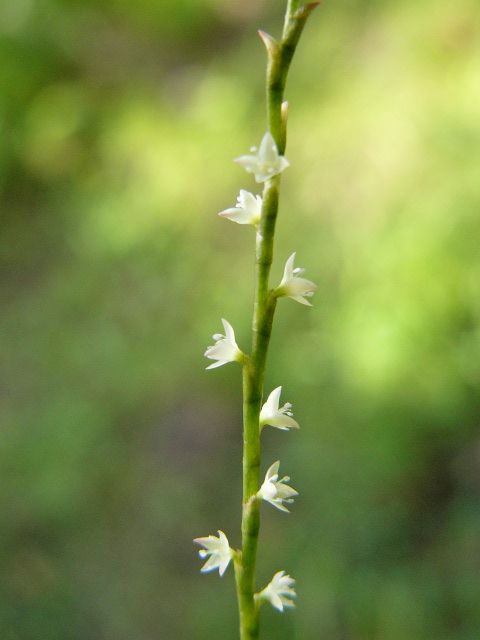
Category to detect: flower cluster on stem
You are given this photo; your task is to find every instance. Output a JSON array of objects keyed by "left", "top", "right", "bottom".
[{"left": 194, "top": 2, "right": 319, "bottom": 638}]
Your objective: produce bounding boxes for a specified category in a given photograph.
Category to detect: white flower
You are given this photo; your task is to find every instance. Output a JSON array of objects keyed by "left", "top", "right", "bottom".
[
  {"left": 257, "top": 461, "right": 298, "bottom": 513},
  {"left": 234, "top": 132, "right": 289, "bottom": 183},
  {"left": 193, "top": 530, "right": 233, "bottom": 576},
  {"left": 257, "top": 571, "right": 297, "bottom": 612},
  {"left": 260, "top": 386, "right": 299, "bottom": 431},
  {"left": 275, "top": 252, "right": 317, "bottom": 306},
  {"left": 218, "top": 189, "right": 262, "bottom": 226},
  {"left": 204, "top": 319, "right": 243, "bottom": 369}
]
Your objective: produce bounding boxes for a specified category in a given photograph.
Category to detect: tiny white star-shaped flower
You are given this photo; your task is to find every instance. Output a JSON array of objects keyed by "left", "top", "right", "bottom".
[
  {"left": 218, "top": 189, "right": 262, "bottom": 226},
  {"left": 275, "top": 252, "right": 317, "bottom": 306},
  {"left": 260, "top": 386, "right": 300, "bottom": 431},
  {"left": 257, "top": 461, "right": 298, "bottom": 513},
  {"left": 257, "top": 571, "right": 297, "bottom": 612},
  {"left": 234, "top": 132, "right": 289, "bottom": 183},
  {"left": 204, "top": 319, "right": 243, "bottom": 369},
  {"left": 193, "top": 530, "right": 233, "bottom": 577}
]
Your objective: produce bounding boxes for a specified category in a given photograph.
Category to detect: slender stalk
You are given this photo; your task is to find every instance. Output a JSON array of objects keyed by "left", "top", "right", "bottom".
[
  {"left": 234, "top": 3, "right": 319, "bottom": 639},
  {"left": 283, "top": 1, "right": 296, "bottom": 38}
]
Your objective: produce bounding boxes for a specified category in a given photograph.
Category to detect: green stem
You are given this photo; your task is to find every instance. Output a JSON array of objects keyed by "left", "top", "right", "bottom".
[
  {"left": 235, "top": 3, "right": 318, "bottom": 639},
  {"left": 283, "top": 0, "right": 299, "bottom": 39}
]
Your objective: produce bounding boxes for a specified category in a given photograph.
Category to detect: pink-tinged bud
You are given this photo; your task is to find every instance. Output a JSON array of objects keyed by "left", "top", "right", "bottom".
[
  {"left": 257, "top": 30, "right": 279, "bottom": 57},
  {"left": 297, "top": 1, "right": 321, "bottom": 18},
  {"left": 293, "top": 2, "right": 322, "bottom": 20}
]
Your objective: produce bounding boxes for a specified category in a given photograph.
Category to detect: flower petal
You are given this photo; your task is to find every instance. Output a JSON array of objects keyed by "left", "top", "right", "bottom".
[
  {"left": 222, "top": 318, "right": 236, "bottom": 342},
  {"left": 200, "top": 554, "right": 221, "bottom": 573},
  {"left": 218, "top": 207, "right": 253, "bottom": 224},
  {"left": 271, "top": 500, "right": 291, "bottom": 513},
  {"left": 280, "top": 253, "right": 296, "bottom": 285},
  {"left": 271, "top": 592, "right": 285, "bottom": 611},
  {"left": 266, "top": 460, "right": 280, "bottom": 480},
  {"left": 205, "top": 359, "right": 228, "bottom": 370},
  {"left": 259, "top": 132, "right": 279, "bottom": 165},
  {"left": 234, "top": 154, "right": 259, "bottom": 174},
  {"left": 291, "top": 295, "right": 313, "bottom": 307},
  {"left": 265, "top": 386, "right": 282, "bottom": 413},
  {"left": 267, "top": 414, "right": 300, "bottom": 430},
  {"left": 283, "top": 277, "right": 317, "bottom": 297}
]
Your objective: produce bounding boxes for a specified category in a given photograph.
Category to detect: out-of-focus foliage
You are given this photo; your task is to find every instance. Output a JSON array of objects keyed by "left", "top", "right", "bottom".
[{"left": 1, "top": 0, "right": 480, "bottom": 638}]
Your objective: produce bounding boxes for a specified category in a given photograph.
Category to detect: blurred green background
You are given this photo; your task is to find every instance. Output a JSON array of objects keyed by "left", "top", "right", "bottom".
[{"left": 1, "top": 0, "right": 480, "bottom": 638}]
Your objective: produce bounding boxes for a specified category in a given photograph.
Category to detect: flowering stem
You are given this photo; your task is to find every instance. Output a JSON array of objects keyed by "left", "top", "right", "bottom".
[{"left": 235, "top": 3, "right": 318, "bottom": 639}]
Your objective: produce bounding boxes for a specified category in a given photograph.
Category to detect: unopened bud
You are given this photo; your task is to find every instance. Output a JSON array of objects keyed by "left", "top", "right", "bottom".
[
  {"left": 295, "top": 2, "right": 321, "bottom": 19},
  {"left": 258, "top": 30, "right": 279, "bottom": 58}
]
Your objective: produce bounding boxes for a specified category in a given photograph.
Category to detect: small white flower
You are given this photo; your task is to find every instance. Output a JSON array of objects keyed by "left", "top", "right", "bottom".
[
  {"left": 257, "top": 571, "right": 297, "bottom": 612},
  {"left": 204, "top": 319, "right": 243, "bottom": 369},
  {"left": 218, "top": 189, "right": 262, "bottom": 226},
  {"left": 193, "top": 530, "right": 233, "bottom": 577},
  {"left": 234, "top": 132, "right": 289, "bottom": 183},
  {"left": 275, "top": 252, "right": 317, "bottom": 306},
  {"left": 260, "top": 386, "right": 299, "bottom": 431},
  {"left": 257, "top": 461, "right": 298, "bottom": 513}
]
